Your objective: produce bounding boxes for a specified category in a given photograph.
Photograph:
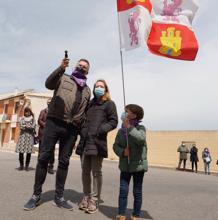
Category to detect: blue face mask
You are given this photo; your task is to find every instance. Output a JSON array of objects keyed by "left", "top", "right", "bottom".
[
  {"left": 121, "top": 112, "right": 128, "bottom": 121},
  {"left": 94, "top": 87, "right": 105, "bottom": 97}
]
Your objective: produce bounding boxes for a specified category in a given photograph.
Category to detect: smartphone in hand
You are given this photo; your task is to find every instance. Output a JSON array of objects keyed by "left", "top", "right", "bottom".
[
  {"left": 64, "top": 50, "right": 68, "bottom": 59},
  {"left": 61, "top": 50, "right": 69, "bottom": 68}
]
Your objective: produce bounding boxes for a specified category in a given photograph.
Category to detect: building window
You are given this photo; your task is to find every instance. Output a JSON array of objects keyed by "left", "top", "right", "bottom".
[
  {"left": 14, "top": 102, "right": 19, "bottom": 114},
  {"left": 11, "top": 128, "right": 16, "bottom": 141},
  {"left": 1, "top": 129, "right": 5, "bottom": 145},
  {"left": 4, "top": 104, "right": 8, "bottom": 114}
]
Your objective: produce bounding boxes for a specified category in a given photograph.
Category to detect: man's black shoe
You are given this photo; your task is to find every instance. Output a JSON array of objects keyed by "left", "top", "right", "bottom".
[
  {"left": 18, "top": 166, "right": 24, "bottom": 171},
  {"left": 23, "top": 195, "right": 41, "bottom": 211},
  {"left": 53, "top": 197, "right": 73, "bottom": 210}
]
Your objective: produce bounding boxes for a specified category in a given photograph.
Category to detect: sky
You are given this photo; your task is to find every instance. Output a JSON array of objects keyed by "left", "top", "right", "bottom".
[{"left": 0, "top": 0, "right": 217, "bottom": 130}]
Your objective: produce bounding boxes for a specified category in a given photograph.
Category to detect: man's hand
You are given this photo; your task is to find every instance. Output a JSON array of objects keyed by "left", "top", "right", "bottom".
[
  {"left": 60, "top": 58, "right": 70, "bottom": 69},
  {"left": 124, "top": 147, "right": 129, "bottom": 157}
]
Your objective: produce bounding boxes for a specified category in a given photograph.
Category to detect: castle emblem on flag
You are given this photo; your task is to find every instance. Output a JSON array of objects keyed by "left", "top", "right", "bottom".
[
  {"left": 159, "top": 27, "right": 182, "bottom": 56},
  {"left": 126, "top": 0, "right": 146, "bottom": 4},
  {"left": 128, "top": 10, "right": 141, "bottom": 46}
]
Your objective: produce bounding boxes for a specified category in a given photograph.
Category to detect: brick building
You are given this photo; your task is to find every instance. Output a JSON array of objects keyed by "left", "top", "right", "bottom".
[{"left": 0, "top": 89, "right": 52, "bottom": 148}]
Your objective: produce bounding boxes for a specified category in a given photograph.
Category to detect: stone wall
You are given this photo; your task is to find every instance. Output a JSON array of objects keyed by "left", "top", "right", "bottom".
[{"left": 107, "top": 130, "right": 218, "bottom": 173}]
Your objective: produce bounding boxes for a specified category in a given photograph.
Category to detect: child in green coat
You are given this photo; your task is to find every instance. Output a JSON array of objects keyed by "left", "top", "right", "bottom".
[{"left": 113, "top": 104, "right": 147, "bottom": 220}]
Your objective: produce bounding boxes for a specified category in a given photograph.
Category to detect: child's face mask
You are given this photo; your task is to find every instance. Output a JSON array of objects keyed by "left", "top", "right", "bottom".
[{"left": 121, "top": 112, "right": 128, "bottom": 121}]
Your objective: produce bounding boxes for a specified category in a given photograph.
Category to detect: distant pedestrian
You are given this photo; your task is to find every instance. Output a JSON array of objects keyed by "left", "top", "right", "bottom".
[
  {"left": 202, "top": 147, "right": 212, "bottom": 175},
  {"left": 177, "top": 143, "right": 189, "bottom": 170},
  {"left": 37, "top": 98, "right": 55, "bottom": 174},
  {"left": 15, "top": 107, "right": 36, "bottom": 171},
  {"left": 190, "top": 144, "right": 198, "bottom": 173},
  {"left": 113, "top": 104, "right": 147, "bottom": 220}
]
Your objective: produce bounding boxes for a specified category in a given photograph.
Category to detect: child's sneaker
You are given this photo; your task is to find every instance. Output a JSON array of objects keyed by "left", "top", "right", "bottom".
[
  {"left": 131, "top": 216, "right": 140, "bottom": 220},
  {"left": 115, "top": 215, "right": 126, "bottom": 220},
  {"left": 85, "top": 198, "right": 98, "bottom": 214},
  {"left": 78, "top": 196, "right": 89, "bottom": 210}
]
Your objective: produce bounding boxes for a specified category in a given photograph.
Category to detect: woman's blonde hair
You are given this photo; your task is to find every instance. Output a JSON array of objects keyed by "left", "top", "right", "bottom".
[{"left": 93, "top": 79, "right": 111, "bottom": 101}]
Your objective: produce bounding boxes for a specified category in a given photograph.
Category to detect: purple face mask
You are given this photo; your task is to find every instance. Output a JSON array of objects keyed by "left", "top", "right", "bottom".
[{"left": 70, "top": 68, "right": 87, "bottom": 88}]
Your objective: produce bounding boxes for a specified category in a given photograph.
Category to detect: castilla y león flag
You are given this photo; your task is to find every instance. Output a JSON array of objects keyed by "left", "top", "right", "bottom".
[
  {"left": 117, "top": 0, "right": 152, "bottom": 50},
  {"left": 147, "top": 0, "right": 199, "bottom": 60}
]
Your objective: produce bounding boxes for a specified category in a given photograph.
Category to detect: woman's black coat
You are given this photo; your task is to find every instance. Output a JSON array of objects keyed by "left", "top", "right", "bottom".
[{"left": 76, "top": 98, "right": 118, "bottom": 158}]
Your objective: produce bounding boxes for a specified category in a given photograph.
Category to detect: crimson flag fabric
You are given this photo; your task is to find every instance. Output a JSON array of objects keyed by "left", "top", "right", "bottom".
[{"left": 147, "top": 0, "right": 199, "bottom": 61}]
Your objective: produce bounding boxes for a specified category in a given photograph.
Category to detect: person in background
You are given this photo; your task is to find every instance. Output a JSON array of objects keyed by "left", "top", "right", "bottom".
[
  {"left": 15, "top": 107, "right": 36, "bottom": 171},
  {"left": 76, "top": 79, "right": 118, "bottom": 214},
  {"left": 190, "top": 144, "right": 199, "bottom": 173},
  {"left": 202, "top": 147, "right": 212, "bottom": 175},
  {"left": 113, "top": 104, "right": 147, "bottom": 220},
  {"left": 177, "top": 143, "right": 189, "bottom": 170},
  {"left": 24, "top": 56, "right": 91, "bottom": 211},
  {"left": 37, "top": 98, "right": 55, "bottom": 174}
]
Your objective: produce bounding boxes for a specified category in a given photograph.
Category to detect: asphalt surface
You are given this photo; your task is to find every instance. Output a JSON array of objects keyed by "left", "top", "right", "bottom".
[{"left": 0, "top": 151, "right": 218, "bottom": 220}]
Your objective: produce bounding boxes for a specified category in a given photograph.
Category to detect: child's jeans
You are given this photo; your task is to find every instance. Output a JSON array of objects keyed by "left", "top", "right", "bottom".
[{"left": 118, "top": 171, "right": 144, "bottom": 217}]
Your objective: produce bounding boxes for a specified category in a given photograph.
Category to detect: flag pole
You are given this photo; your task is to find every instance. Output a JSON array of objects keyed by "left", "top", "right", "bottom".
[
  {"left": 117, "top": 1, "right": 126, "bottom": 108},
  {"left": 117, "top": 2, "right": 130, "bottom": 164},
  {"left": 119, "top": 50, "right": 126, "bottom": 108}
]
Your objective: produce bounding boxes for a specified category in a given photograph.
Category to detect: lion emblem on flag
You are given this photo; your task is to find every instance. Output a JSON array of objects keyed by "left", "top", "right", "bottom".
[
  {"left": 162, "top": 0, "right": 182, "bottom": 22},
  {"left": 128, "top": 10, "right": 141, "bottom": 46}
]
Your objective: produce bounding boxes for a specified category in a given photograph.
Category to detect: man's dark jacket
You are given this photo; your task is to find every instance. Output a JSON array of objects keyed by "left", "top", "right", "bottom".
[{"left": 45, "top": 66, "right": 91, "bottom": 127}]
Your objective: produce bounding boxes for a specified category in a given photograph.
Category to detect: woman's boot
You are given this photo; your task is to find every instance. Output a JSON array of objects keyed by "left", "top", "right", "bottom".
[{"left": 18, "top": 153, "right": 24, "bottom": 170}]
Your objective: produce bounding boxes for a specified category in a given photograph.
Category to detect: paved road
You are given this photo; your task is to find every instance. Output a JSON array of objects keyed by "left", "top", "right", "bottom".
[{"left": 0, "top": 151, "right": 218, "bottom": 220}]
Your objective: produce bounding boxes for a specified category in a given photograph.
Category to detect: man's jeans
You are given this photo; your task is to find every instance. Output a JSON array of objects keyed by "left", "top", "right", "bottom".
[
  {"left": 34, "top": 118, "right": 78, "bottom": 197},
  {"left": 191, "top": 161, "right": 198, "bottom": 172},
  {"left": 118, "top": 171, "right": 144, "bottom": 217},
  {"left": 38, "top": 140, "right": 55, "bottom": 166},
  {"left": 178, "top": 159, "right": 187, "bottom": 169}
]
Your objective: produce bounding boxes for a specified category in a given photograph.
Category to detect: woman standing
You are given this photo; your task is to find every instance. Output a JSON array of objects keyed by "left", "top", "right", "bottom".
[
  {"left": 15, "top": 107, "right": 36, "bottom": 171},
  {"left": 190, "top": 144, "right": 198, "bottom": 173},
  {"left": 76, "top": 79, "right": 118, "bottom": 214},
  {"left": 202, "top": 147, "right": 212, "bottom": 175}
]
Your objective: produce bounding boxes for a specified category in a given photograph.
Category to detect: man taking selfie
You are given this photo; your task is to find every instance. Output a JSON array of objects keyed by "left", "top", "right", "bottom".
[{"left": 24, "top": 54, "right": 91, "bottom": 211}]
